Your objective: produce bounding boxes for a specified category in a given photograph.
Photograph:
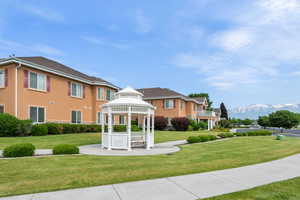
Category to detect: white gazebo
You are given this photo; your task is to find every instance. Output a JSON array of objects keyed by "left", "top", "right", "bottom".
[{"left": 101, "top": 87, "right": 155, "bottom": 151}]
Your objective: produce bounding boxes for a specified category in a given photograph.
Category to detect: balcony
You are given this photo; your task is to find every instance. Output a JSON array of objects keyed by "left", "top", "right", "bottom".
[{"left": 197, "top": 110, "right": 216, "bottom": 117}]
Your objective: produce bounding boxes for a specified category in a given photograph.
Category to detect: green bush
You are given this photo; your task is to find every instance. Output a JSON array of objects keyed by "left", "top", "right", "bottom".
[
  {"left": 208, "top": 135, "right": 217, "bottom": 141},
  {"left": 131, "top": 125, "right": 140, "bottom": 132},
  {"left": 31, "top": 124, "right": 48, "bottom": 136},
  {"left": 187, "top": 136, "right": 200, "bottom": 144},
  {"left": 187, "top": 125, "right": 194, "bottom": 131},
  {"left": 0, "top": 113, "right": 21, "bottom": 137},
  {"left": 198, "top": 135, "right": 210, "bottom": 142},
  {"left": 246, "top": 130, "right": 272, "bottom": 136},
  {"left": 234, "top": 132, "right": 248, "bottom": 137},
  {"left": 53, "top": 144, "right": 79, "bottom": 155},
  {"left": 218, "top": 132, "right": 234, "bottom": 138},
  {"left": 3, "top": 143, "right": 35, "bottom": 157},
  {"left": 46, "top": 123, "right": 63, "bottom": 135},
  {"left": 17, "top": 120, "right": 33, "bottom": 136},
  {"left": 114, "top": 125, "right": 127, "bottom": 132},
  {"left": 88, "top": 125, "right": 101, "bottom": 132}
]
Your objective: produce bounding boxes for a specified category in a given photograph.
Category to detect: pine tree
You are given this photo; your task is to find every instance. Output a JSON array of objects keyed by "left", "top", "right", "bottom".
[{"left": 220, "top": 102, "right": 228, "bottom": 120}]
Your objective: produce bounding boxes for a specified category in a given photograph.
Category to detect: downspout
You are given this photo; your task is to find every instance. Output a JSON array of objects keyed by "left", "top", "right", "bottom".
[{"left": 15, "top": 63, "right": 21, "bottom": 117}]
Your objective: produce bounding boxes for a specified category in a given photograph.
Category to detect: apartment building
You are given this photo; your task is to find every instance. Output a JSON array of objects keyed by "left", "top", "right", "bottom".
[
  {"left": 0, "top": 56, "right": 119, "bottom": 124},
  {"left": 137, "top": 88, "right": 219, "bottom": 127}
]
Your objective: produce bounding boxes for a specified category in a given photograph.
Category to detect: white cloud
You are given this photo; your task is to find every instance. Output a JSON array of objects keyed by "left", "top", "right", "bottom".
[
  {"left": 211, "top": 28, "right": 253, "bottom": 51},
  {"left": 173, "top": 0, "right": 300, "bottom": 90},
  {"left": 81, "top": 36, "right": 130, "bottom": 50},
  {"left": 135, "top": 9, "right": 152, "bottom": 34},
  {"left": 0, "top": 39, "right": 64, "bottom": 56},
  {"left": 21, "top": 5, "right": 65, "bottom": 22}
]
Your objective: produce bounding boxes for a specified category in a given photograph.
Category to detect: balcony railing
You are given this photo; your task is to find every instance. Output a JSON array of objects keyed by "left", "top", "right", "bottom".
[{"left": 197, "top": 110, "right": 216, "bottom": 117}]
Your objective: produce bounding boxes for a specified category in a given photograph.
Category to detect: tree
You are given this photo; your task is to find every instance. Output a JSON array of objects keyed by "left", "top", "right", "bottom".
[
  {"left": 257, "top": 116, "right": 270, "bottom": 128},
  {"left": 220, "top": 102, "right": 228, "bottom": 120},
  {"left": 243, "top": 118, "right": 253, "bottom": 126},
  {"left": 268, "top": 110, "right": 299, "bottom": 129},
  {"left": 188, "top": 93, "right": 213, "bottom": 109}
]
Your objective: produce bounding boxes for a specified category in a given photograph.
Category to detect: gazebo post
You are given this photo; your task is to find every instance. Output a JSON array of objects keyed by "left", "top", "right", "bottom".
[
  {"left": 101, "top": 112, "right": 105, "bottom": 149},
  {"left": 146, "top": 109, "right": 151, "bottom": 150},
  {"left": 127, "top": 106, "right": 132, "bottom": 151},
  {"left": 151, "top": 112, "right": 155, "bottom": 147},
  {"left": 108, "top": 107, "right": 112, "bottom": 150}
]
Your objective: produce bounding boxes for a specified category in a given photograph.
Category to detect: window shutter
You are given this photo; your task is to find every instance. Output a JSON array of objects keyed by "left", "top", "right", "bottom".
[
  {"left": 173, "top": 99, "right": 176, "bottom": 108},
  {"left": 83, "top": 85, "right": 86, "bottom": 98},
  {"left": 4, "top": 69, "right": 8, "bottom": 87},
  {"left": 68, "top": 82, "right": 71, "bottom": 96},
  {"left": 46, "top": 76, "right": 51, "bottom": 92},
  {"left": 24, "top": 70, "right": 28, "bottom": 88}
]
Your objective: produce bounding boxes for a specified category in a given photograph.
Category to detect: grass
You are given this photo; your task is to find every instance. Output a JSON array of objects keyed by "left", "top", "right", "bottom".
[
  {"left": 1, "top": 136, "right": 300, "bottom": 197},
  {"left": 204, "top": 177, "right": 300, "bottom": 200},
  {"left": 0, "top": 130, "right": 219, "bottom": 149}
]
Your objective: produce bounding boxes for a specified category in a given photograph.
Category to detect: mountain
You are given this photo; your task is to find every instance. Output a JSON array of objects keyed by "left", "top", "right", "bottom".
[{"left": 229, "top": 104, "right": 300, "bottom": 119}]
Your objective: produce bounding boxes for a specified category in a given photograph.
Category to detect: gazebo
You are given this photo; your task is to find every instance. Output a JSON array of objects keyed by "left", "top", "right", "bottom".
[{"left": 101, "top": 87, "right": 155, "bottom": 151}]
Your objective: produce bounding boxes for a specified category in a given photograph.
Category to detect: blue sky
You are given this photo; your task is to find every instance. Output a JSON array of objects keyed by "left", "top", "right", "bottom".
[{"left": 0, "top": 0, "right": 300, "bottom": 108}]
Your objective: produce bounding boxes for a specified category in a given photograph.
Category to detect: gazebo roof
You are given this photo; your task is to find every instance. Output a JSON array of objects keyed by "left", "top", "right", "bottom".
[{"left": 102, "top": 87, "right": 155, "bottom": 109}]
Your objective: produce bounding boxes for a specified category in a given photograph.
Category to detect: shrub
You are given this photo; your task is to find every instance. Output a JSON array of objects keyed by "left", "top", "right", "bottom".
[
  {"left": 114, "top": 125, "right": 127, "bottom": 132},
  {"left": 3, "top": 143, "right": 35, "bottom": 157},
  {"left": 187, "top": 125, "right": 193, "bottom": 131},
  {"left": 234, "top": 132, "right": 248, "bottom": 137},
  {"left": 208, "top": 135, "right": 217, "bottom": 141},
  {"left": 17, "top": 120, "right": 33, "bottom": 136},
  {"left": 246, "top": 130, "right": 272, "bottom": 136},
  {"left": 189, "top": 120, "right": 200, "bottom": 131},
  {"left": 53, "top": 144, "right": 79, "bottom": 155},
  {"left": 31, "top": 124, "right": 48, "bottom": 136},
  {"left": 131, "top": 125, "right": 140, "bottom": 132},
  {"left": 171, "top": 117, "right": 189, "bottom": 131},
  {"left": 187, "top": 136, "right": 200, "bottom": 143},
  {"left": 88, "top": 125, "right": 101, "bottom": 132},
  {"left": 198, "top": 135, "right": 210, "bottom": 142},
  {"left": 0, "top": 113, "right": 21, "bottom": 137},
  {"left": 154, "top": 116, "right": 168, "bottom": 130},
  {"left": 46, "top": 123, "right": 63, "bottom": 135},
  {"left": 218, "top": 132, "right": 234, "bottom": 138},
  {"left": 219, "top": 120, "right": 233, "bottom": 128}
]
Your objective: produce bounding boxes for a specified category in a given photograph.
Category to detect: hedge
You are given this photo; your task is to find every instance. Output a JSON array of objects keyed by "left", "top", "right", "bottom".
[
  {"left": 31, "top": 124, "right": 48, "bottom": 136},
  {"left": 0, "top": 113, "right": 21, "bottom": 137},
  {"left": 187, "top": 135, "right": 218, "bottom": 144},
  {"left": 154, "top": 116, "right": 168, "bottom": 130},
  {"left": 3, "top": 143, "right": 35, "bottom": 157},
  {"left": 171, "top": 117, "right": 189, "bottom": 131},
  {"left": 53, "top": 144, "right": 79, "bottom": 155}
]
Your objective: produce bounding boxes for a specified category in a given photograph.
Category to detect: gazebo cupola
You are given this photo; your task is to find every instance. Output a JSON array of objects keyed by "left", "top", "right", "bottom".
[{"left": 101, "top": 87, "right": 155, "bottom": 151}]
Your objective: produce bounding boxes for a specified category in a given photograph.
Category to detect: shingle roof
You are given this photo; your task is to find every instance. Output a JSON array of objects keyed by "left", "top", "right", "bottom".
[
  {"left": 137, "top": 87, "right": 187, "bottom": 99},
  {"left": 137, "top": 87, "right": 205, "bottom": 104},
  {"left": 1, "top": 56, "right": 118, "bottom": 88},
  {"left": 190, "top": 97, "right": 207, "bottom": 104}
]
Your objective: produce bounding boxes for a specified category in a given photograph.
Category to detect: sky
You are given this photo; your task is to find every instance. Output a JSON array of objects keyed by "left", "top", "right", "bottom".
[{"left": 0, "top": 0, "right": 300, "bottom": 108}]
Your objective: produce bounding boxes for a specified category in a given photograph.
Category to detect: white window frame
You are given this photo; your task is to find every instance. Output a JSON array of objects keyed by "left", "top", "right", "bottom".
[
  {"left": 71, "top": 82, "right": 83, "bottom": 98},
  {"left": 71, "top": 110, "right": 82, "bottom": 124},
  {"left": 119, "top": 115, "right": 125, "bottom": 125},
  {"left": 0, "top": 69, "right": 5, "bottom": 88},
  {"left": 28, "top": 71, "right": 46, "bottom": 91},
  {"left": 0, "top": 104, "right": 4, "bottom": 113},
  {"left": 164, "top": 99, "right": 174, "bottom": 109},
  {"left": 97, "top": 88, "right": 105, "bottom": 101},
  {"left": 97, "top": 112, "right": 103, "bottom": 124},
  {"left": 181, "top": 101, "right": 185, "bottom": 110},
  {"left": 29, "top": 106, "right": 46, "bottom": 123}
]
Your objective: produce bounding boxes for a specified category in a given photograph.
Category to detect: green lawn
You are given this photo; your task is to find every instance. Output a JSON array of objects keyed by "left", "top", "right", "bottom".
[
  {"left": 204, "top": 177, "right": 300, "bottom": 200},
  {"left": 0, "top": 131, "right": 218, "bottom": 149},
  {"left": 1, "top": 136, "right": 300, "bottom": 197}
]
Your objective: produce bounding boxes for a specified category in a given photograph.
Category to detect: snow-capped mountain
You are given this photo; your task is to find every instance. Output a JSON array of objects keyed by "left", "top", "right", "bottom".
[{"left": 229, "top": 104, "right": 300, "bottom": 119}]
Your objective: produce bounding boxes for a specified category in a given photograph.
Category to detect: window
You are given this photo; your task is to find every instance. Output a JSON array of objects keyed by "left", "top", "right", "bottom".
[
  {"left": 0, "top": 105, "right": 4, "bottom": 113},
  {"left": 29, "top": 72, "right": 46, "bottom": 91},
  {"left": 164, "top": 99, "right": 174, "bottom": 109},
  {"left": 97, "top": 112, "right": 103, "bottom": 124},
  {"left": 119, "top": 115, "right": 125, "bottom": 125},
  {"left": 0, "top": 70, "right": 4, "bottom": 88},
  {"left": 30, "top": 106, "right": 45, "bottom": 123},
  {"left": 71, "top": 83, "right": 83, "bottom": 98},
  {"left": 71, "top": 111, "right": 82, "bottom": 124},
  {"left": 106, "top": 89, "right": 115, "bottom": 101},
  {"left": 97, "top": 88, "right": 105, "bottom": 100},
  {"left": 181, "top": 101, "right": 185, "bottom": 110}
]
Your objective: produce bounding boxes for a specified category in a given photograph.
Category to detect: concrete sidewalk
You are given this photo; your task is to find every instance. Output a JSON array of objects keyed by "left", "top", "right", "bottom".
[{"left": 2, "top": 153, "right": 300, "bottom": 200}]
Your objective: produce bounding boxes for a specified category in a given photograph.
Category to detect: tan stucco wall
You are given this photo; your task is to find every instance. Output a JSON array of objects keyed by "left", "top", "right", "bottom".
[{"left": 0, "top": 63, "right": 117, "bottom": 124}]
